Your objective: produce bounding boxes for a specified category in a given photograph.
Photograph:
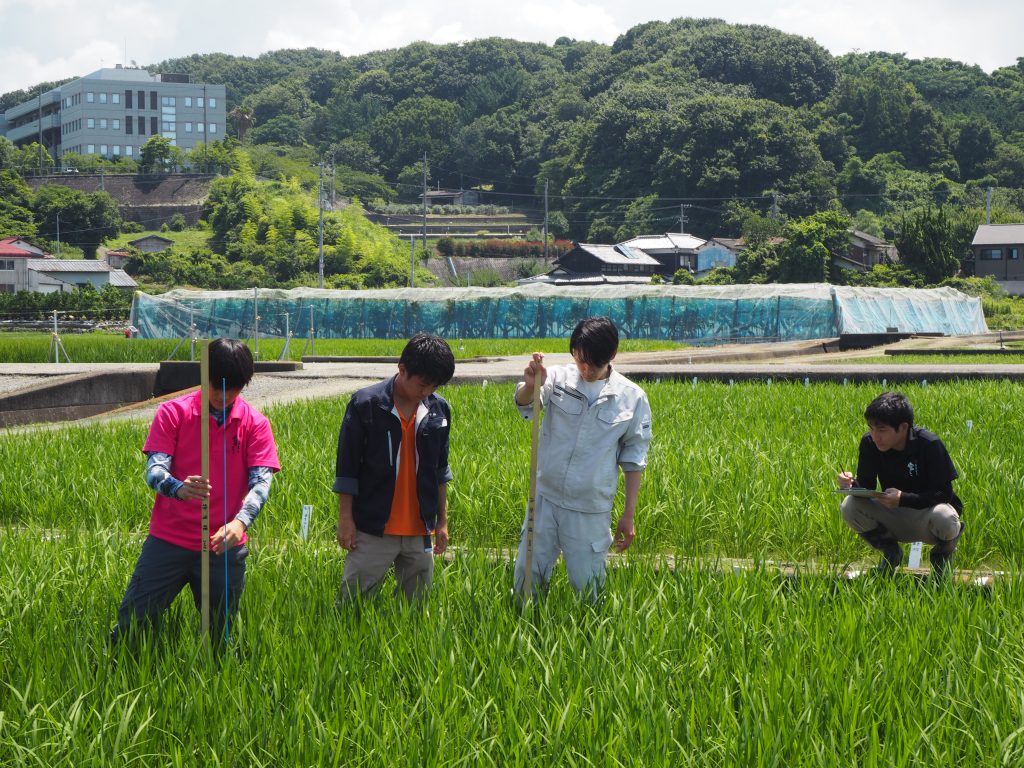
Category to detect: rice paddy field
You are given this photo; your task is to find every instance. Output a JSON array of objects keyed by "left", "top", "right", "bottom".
[
  {"left": 2, "top": 380, "right": 1024, "bottom": 765},
  {"left": 0, "top": 333, "right": 683, "bottom": 364}
]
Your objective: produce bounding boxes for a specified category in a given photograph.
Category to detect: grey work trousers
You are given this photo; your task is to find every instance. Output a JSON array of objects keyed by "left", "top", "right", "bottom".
[
  {"left": 338, "top": 530, "right": 434, "bottom": 603},
  {"left": 513, "top": 495, "right": 614, "bottom": 600},
  {"left": 841, "top": 495, "right": 961, "bottom": 545}
]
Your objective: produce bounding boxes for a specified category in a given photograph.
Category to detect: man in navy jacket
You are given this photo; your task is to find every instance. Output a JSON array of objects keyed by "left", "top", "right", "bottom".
[{"left": 334, "top": 333, "right": 455, "bottom": 602}]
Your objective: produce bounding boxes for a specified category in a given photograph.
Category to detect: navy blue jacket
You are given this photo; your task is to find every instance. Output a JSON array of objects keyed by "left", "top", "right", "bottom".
[{"left": 333, "top": 376, "right": 452, "bottom": 536}]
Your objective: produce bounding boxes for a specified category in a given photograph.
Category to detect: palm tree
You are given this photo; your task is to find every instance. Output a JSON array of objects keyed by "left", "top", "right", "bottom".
[{"left": 229, "top": 106, "right": 255, "bottom": 141}]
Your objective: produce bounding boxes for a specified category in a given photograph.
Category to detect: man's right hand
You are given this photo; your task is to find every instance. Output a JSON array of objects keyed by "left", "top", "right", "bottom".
[
  {"left": 837, "top": 471, "right": 855, "bottom": 489},
  {"left": 337, "top": 512, "right": 357, "bottom": 550}
]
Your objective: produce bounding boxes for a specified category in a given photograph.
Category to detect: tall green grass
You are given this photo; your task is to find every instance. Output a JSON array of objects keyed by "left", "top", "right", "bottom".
[
  {"left": 1, "top": 532, "right": 1022, "bottom": 766},
  {"left": 3, "top": 381, "right": 1024, "bottom": 764},
  {"left": 2, "top": 380, "right": 1021, "bottom": 565}
]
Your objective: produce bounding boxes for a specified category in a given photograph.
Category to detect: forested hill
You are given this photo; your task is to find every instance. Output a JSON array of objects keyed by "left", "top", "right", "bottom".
[{"left": 6, "top": 17, "right": 1024, "bottom": 241}]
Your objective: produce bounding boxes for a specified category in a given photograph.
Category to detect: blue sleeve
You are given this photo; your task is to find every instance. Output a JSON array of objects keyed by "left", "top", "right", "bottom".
[
  {"left": 333, "top": 397, "right": 363, "bottom": 495},
  {"left": 146, "top": 451, "right": 183, "bottom": 499}
]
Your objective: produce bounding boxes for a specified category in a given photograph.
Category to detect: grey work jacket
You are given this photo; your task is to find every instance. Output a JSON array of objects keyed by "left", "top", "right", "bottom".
[{"left": 516, "top": 364, "right": 652, "bottom": 513}]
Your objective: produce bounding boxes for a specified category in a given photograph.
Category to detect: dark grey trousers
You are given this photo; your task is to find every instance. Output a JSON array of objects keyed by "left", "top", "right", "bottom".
[{"left": 111, "top": 534, "right": 247, "bottom": 646}]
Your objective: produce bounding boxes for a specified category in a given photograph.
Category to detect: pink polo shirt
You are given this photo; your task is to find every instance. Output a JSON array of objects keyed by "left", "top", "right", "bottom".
[{"left": 143, "top": 390, "right": 280, "bottom": 551}]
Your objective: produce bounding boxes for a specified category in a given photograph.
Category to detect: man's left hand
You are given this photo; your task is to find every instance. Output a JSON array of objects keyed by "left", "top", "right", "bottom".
[
  {"left": 614, "top": 516, "right": 635, "bottom": 552},
  {"left": 433, "top": 524, "right": 449, "bottom": 555},
  {"left": 211, "top": 519, "right": 246, "bottom": 554},
  {"left": 877, "top": 488, "right": 902, "bottom": 510}
]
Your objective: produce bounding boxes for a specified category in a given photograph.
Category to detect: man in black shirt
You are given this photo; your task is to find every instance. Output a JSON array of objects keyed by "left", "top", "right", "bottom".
[{"left": 837, "top": 392, "right": 964, "bottom": 576}]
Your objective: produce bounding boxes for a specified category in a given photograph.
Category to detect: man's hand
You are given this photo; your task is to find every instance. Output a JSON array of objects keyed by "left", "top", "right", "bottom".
[
  {"left": 837, "top": 471, "right": 855, "bottom": 489},
  {"left": 877, "top": 487, "right": 902, "bottom": 509},
  {"left": 614, "top": 516, "right": 635, "bottom": 552},
  {"left": 337, "top": 511, "right": 357, "bottom": 550},
  {"left": 433, "top": 523, "right": 449, "bottom": 555},
  {"left": 211, "top": 519, "right": 245, "bottom": 554},
  {"left": 176, "top": 475, "right": 211, "bottom": 501},
  {"left": 516, "top": 353, "right": 547, "bottom": 405}
]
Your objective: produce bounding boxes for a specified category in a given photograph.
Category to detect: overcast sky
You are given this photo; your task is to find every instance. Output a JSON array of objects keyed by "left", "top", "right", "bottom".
[{"left": 0, "top": 0, "right": 1018, "bottom": 96}]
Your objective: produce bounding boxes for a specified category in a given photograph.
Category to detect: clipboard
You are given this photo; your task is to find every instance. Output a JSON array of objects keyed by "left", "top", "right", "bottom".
[{"left": 835, "top": 488, "right": 884, "bottom": 498}]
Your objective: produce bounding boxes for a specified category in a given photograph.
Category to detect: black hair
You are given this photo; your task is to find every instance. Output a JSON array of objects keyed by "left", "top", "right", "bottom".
[
  {"left": 864, "top": 391, "right": 914, "bottom": 430},
  {"left": 569, "top": 317, "right": 619, "bottom": 369},
  {"left": 400, "top": 332, "right": 455, "bottom": 386},
  {"left": 209, "top": 338, "right": 254, "bottom": 390}
]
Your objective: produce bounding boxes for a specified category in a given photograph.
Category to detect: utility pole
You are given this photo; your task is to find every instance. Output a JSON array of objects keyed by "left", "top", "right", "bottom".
[
  {"left": 986, "top": 186, "right": 993, "bottom": 225},
  {"left": 56, "top": 213, "right": 61, "bottom": 255},
  {"left": 318, "top": 162, "right": 325, "bottom": 288},
  {"left": 543, "top": 180, "right": 549, "bottom": 261},
  {"left": 37, "top": 88, "right": 43, "bottom": 175},
  {"left": 330, "top": 160, "right": 336, "bottom": 209},
  {"left": 421, "top": 152, "right": 428, "bottom": 258},
  {"left": 410, "top": 236, "right": 415, "bottom": 288},
  {"left": 679, "top": 204, "right": 691, "bottom": 234}
]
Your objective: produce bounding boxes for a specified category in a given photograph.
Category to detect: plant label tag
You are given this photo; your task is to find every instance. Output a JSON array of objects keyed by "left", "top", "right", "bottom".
[
  {"left": 300, "top": 504, "right": 312, "bottom": 542},
  {"left": 907, "top": 541, "right": 923, "bottom": 569},
  {"left": 966, "top": 420, "right": 973, "bottom": 432}
]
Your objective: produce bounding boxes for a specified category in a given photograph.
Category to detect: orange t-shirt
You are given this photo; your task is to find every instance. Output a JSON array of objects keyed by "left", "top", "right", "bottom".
[{"left": 384, "top": 409, "right": 426, "bottom": 536}]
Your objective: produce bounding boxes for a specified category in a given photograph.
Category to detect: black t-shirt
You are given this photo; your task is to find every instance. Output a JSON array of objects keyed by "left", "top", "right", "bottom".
[{"left": 855, "top": 426, "right": 963, "bottom": 515}]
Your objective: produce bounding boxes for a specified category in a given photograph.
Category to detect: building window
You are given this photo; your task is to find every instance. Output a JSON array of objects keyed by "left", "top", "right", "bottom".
[
  {"left": 0, "top": 284, "right": 15, "bottom": 293},
  {"left": 99, "top": 93, "right": 107, "bottom": 104},
  {"left": 100, "top": 145, "right": 108, "bottom": 156},
  {"left": 87, "top": 145, "right": 95, "bottom": 154},
  {"left": 86, "top": 92, "right": 94, "bottom": 103},
  {"left": 126, "top": 116, "right": 133, "bottom": 134},
  {"left": 209, "top": 123, "right": 217, "bottom": 134},
  {"left": 125, "top": 145, "right": 133, "bottom": 156},
  {"left": 197, "top": 122, "right": 204, "bottom": 133},
  {"left": 162, "top": 121, "right": 175, "bottom": 131},
  {"left": 161, "top": 96, "right": 175, "bottom": 106},
  {"left": 137, "top": 117, "right": 145, "bottom": 136},
  {"left": 125, "top": 90, "right": 133, "bottom": 109},
  {"left": 112, "top": 93, "right": 120, "bottom": 105},
  {"left": 113, "top": 145, "right": 120, "bottom": 156},
  {"left": 99, "top": 118, "right": 108, "bottom": 129},
  {"left": 184, "top": 122, "right": 192, "bottom": 132},
  {"left": 209, "top": 97, "right": 217, "bottom": 108},
  {"left": 87, "top": 118, "right": 95, "bottom": 129},
  {"left": 113, "top": 119, "right": 120, "bottom": 130},
  {"left": 981, "top": 248, "right": 1003, "bottom": 260},
  {"left": 150, "top": 91, "right": 157, "bottom": 110},
  {"left": 137, "top": 90, "right": 145, "bottom": 108},
  {"left": 0, "top": 260, "right": 15, "bottom": 271},
  {"left": 151, "top": 116, "right": 158, "bottom": 135},
  {"left": 197, "top": 97, "right": 204, "bottom": 108},
  {"left": 1010, "top": 248, "right": 1021, "bottom": 260},
  {"left": 184, "top": 96, "right": 192, "bottom": 107}
]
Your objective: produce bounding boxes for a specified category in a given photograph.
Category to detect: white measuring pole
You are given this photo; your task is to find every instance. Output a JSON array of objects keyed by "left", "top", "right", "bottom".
[
  {"left": 522, "top": 381, "right": 542, "bottom": 599},
  {"left": 907, "top": 541, "right": 924, "bottom": 570}
]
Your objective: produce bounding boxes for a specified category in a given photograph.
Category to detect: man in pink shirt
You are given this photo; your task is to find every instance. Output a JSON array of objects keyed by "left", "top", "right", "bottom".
[{"left": 110, "top": 338, "right": 280, "bottom": 648}]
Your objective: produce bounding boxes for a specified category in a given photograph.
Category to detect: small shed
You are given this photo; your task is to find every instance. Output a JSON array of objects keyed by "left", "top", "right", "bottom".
[{"left": 128, "top": 234, "right": 174, "bottom": 253}]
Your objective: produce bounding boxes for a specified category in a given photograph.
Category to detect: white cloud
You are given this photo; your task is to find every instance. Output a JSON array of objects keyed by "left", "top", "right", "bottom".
[{"left": 2, "top": 0, "right": 1021, "bottom": 96}]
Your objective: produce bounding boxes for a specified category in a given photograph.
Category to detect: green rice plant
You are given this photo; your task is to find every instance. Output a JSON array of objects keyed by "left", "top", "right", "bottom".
[
  {"left": 3, "top": 380, "right": 1023, "bottom": 567},
  {"left": 1, "top": 529, "right": 1023, "bottom": 766},
  {"left": 0, "top": 333, "right": 683, "bottom": 364}
]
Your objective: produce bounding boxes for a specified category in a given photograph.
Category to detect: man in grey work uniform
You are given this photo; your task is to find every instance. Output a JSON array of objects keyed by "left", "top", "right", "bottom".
[{"left": 513, "top": 317, "right": 653, "bottom": 600}]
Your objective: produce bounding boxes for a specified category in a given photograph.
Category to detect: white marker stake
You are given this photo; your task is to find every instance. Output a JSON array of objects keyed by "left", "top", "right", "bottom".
[
  {"left": 907, "top": 541, "right": 924, "bottom": 569},
  {"left": 300, "top": 504, "right": 312, "bottom": 542},
  {"left": 966, "top": 420, "right": 973, "bottom": 433}
]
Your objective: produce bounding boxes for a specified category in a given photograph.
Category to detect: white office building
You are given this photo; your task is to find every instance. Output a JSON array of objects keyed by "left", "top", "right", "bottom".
[{"left": 3, "top": 66, "right": 226, "bottom": 164}]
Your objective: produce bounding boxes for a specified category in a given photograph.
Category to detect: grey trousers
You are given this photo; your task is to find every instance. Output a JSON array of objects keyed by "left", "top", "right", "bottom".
[
  {"left": 841, "top": 495, "right": 961, "bottom": 544},
  {"left": 513, "top": 495, "right": 614, "bottom": 600},
  {"left": 338, "top": 530, "right": 433, "bottom": 602}
]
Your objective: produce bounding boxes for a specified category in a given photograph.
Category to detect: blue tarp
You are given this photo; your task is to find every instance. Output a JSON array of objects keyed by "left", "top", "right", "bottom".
[{"left": 129, "top": 284, "right": 987, "bottom": 342}]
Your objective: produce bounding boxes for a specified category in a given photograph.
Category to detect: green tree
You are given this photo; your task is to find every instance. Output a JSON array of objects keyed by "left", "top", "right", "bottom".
[
  {"left": 32, "top": 186, "right": 121, "bottom": 258},
  {"left": 0, "top": 171, "right": 38, "bottom": 238},
  {"left": 776, "top": 207, "right": 851, "bottom": 283},
  {"left": 895, "top": 207, "right": 969, "bottom": 284},
  {"left": 139, "top": 136, "right": 183, "bottom": 173}
]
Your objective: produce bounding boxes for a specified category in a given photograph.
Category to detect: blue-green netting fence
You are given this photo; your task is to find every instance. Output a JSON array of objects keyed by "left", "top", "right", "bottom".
[{"left": 129, "top": 284, "right": 987, "bottom": 342}]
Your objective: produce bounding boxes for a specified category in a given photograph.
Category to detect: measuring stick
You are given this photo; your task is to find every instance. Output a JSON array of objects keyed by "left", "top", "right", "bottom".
[
  {"left": 200, "top": 341, "right": 211, "bottom": 640},
  {"left": 522, "top": 378, "right": 542, "bottom": 598}
]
